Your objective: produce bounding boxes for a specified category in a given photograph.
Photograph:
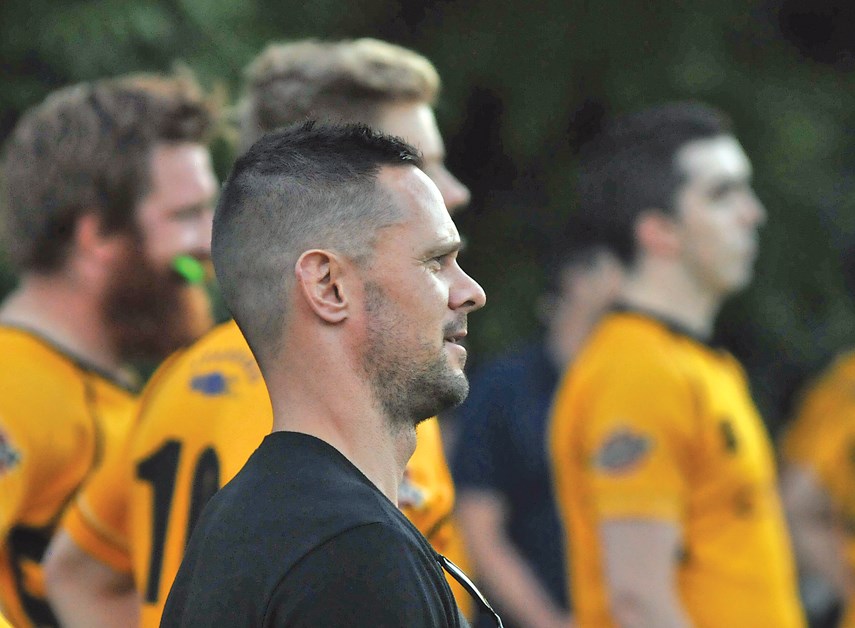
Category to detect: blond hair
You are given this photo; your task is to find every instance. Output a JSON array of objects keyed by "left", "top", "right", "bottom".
[{"left": 239, "top": 38, "right": 440, "bottom": 150}]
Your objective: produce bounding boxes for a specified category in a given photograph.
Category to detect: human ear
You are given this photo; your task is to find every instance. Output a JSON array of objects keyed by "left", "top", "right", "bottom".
[
  {"left": 635, "top": 210, "right": 680, "bottom": 258},
  {"left": 74, "top": 213, "right": 125, "bottom": 267},
  {"left": 294, "top": 250, "right": 349, "bottom": 324}
]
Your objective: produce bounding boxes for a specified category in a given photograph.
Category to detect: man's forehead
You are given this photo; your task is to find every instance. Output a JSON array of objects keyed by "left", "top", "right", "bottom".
[
  {"left": 143, "top": 142, "right": 216, "bottom": 211},
  {"left": 377, "top": 166, "right": 456, "bottom": 236},
  {"left": 676, "top": 135, "right": 752, "bottom": 183},
  {"left": 376, "top": 102, "right": 444, "bottom": 160},
  {"left": 378, "top": 164, "right": 443, "bottom": 207}
]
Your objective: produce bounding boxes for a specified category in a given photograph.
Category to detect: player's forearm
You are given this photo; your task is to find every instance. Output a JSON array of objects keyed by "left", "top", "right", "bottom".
[
  {"left": 609, "top": 587, "right": 692, "bottom": 628},
  {"left": 457, "top": 497, "right": 570, "bottom": 628},
  {"left": 49, "top": 586, "right": 139, "bottom": 628},
  {"left": 44, "top": 532, "right": 139, "bottom": 628},
  {"left": 472, "top": 536, "right": 570, "bottom": 628},
  {"left": 781, "top": 465, "right": 854, "bottom": 597},
  {"left": 791, "top": 516, "right": 853, "bottom": 598}
]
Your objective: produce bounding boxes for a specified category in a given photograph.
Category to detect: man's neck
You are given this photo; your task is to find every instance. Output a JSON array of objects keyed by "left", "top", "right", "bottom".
[
  {"left": 546, "top": 306, "right": 602, "bottom": 370},
  {"left": 268, "top": 354, "right": 415, "bottom": 504},
  {"left": 0, "top": 274, "right": 125, "bottom": 379},
  {"left": 620, "top": 259, "right": 722, "bottom": 339}
]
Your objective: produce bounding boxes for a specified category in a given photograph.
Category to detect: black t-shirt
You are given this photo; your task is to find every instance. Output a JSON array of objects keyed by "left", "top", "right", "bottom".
[{"left": 161, "top": 430, "right": 468, "bottom": 627}]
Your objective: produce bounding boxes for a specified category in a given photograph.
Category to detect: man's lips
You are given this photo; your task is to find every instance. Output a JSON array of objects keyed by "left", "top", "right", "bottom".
[{"left": 443, "top": 329, "right": 467, "bottom": 344}]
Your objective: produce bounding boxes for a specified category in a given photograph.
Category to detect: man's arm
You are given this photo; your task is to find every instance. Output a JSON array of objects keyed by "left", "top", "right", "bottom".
[
  {"left": 457, "top": 489, "right": 571, "bottom": 628},
  {"left": 43, "top": 530, "right": 139, "bottom": 628},
  {"left": 780, "top": 463, "right": 854, "bottom": 598},
  {"left": 600, "top": 519, "right": 691, "bottom": 628}
]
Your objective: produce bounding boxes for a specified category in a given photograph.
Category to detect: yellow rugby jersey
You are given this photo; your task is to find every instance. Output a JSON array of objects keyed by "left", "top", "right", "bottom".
[
  {"left": 549, "top": 310, "right": 804, "bottom": 628},
  {"left": 0, "top": 326, "right": 137, "bottom": 627},
  {"left": 401, "top": 416, "right": 472, "bottom": 618},
  {"left": 782, "top": 352, "right": 855, "bottom": 627},
  {"left": 780, "top": 350, "right": 855, "bottom": 466},
  {"left": 62, "top": 320, "right": 472, "bottom": 626}
]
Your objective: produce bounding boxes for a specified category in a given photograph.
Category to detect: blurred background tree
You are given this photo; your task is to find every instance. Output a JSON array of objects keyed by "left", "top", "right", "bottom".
[{"left": 2, "top": 0, "right": 854, "bottom": 432}]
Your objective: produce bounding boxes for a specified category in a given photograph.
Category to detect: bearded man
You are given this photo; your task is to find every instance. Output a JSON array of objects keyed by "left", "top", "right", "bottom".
[{"left": 0, "top": 73, "right": 217, "bottom": 627}]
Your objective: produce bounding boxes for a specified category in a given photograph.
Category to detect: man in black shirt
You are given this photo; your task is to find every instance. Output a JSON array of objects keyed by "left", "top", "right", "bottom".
[{"left": 161, "top": 123, "right": 493, "bottom": 627}]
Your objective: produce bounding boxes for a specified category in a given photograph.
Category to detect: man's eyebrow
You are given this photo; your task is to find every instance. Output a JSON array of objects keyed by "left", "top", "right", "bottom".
[
  {"left": 422, "top": 238, "right": 461, "bottom": 259},
  {"left": 171, "top": 198, "right": 216, "bottom": 216}
]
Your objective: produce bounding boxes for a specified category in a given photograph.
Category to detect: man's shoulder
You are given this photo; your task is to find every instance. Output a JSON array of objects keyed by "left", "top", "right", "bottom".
[
  {"left": 166, "top": 436, "right": 449, "bottom": 627},
  {"left": 142, "top": 320, "right": 263, "bottom": 404},
  {"left": 572, "top": 314, "right": 689, "bottom": 387},
  {"left": 0, "top": 325, "right": 88, "bottom": 386},
  {"left": 130, "top": 320, "right": 269, "bottom": 444},
  {"left": 188, "top": 433, "right": 399, "bottom": 556},
  {"left": 0, "top": 327, "right": 101, "bottom": 433},
  {"left": 295, "top": 519, "right": 432, "bottom": 571}
]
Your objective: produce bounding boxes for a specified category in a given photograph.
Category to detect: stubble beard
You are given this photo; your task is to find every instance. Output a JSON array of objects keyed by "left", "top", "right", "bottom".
[
  {"left": 361, "top": 282, "right": 469, "bottom": 432},
  {"left": 102, "top": 237, "right": 213, "bottom": 363}
]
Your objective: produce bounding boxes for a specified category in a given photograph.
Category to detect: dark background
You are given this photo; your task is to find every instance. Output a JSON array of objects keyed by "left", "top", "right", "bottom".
[{"left": 3, "top": 0, "right": 855, "bottom": 433}]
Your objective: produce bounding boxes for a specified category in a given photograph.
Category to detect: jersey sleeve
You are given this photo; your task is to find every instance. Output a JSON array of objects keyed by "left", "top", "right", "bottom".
[
  {"left": 574, "top": 356, "right": 697, "bottom": 521},
  {"left": 267, "top": 523, "right": 462, "bottom": 627},
  {"left": 781, "top": 372, "right": 844, "bottom": 467},
  {"left": 59, "top": 430, "right": 133, "bottom": 573},
  {"left": 59, "top": 348, "right": 188, "bottom": 574},
  {"left": 804, "top": 410, "right": 855, "bottom": 507}
]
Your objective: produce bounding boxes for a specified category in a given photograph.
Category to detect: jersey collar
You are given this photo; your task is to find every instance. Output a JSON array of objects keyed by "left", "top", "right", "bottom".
[
  {"left": 0, "top": 323, "right": 141, "bottom": 393},
  {"left": 608, "top": 303, "right": 725, "bottom": 351}
]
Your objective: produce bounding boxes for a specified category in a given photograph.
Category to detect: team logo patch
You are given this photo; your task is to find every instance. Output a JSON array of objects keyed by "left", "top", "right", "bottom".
[
  {"left": 190, "top": 372, "right": 231, "bottom": 396},
  {"left": 594, "top": 428, "right": 652, "bottom": 473},
  {"left": 0, "top": 427, "right": 21, "bottom": 475}
]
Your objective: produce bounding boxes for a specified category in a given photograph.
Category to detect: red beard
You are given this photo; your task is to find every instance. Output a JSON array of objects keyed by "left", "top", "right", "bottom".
[{"left": 103, "top": 239, "right": 213, "bottom": 363}]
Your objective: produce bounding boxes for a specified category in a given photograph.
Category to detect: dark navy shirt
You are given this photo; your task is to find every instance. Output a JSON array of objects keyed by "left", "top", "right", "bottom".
[{"left": 452, "top": 342, "right": 568, "bottom": 627}]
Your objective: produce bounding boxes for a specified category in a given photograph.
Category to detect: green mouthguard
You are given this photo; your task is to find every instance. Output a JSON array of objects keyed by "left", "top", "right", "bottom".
[{"left": 172, "top": 255, "right": 206, "bottom": 285}]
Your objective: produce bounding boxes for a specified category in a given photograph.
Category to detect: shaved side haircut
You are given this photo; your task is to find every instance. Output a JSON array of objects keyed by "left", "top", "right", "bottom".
[
  {"left": 239, "top": 38, "right": 440, "bottom": 150},
  {"left": 212, "top": 122, "right": 422, "bottom": 366}
]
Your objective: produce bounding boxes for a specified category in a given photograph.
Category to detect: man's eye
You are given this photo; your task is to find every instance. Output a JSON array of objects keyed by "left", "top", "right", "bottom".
[{"left": 427, "top": 256, "right": 446, "bottom": 270}]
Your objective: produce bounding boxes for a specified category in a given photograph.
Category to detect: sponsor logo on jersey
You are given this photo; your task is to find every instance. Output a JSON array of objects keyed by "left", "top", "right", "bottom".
[
  {"left": 190, "top": 372, "right": 231, "bottom": 396},
  {"left": 0, "top": 427, "right": 21, "bottom": 475},
  {"left": 594, "top": 427, "right": 652, "bottom": 473}
]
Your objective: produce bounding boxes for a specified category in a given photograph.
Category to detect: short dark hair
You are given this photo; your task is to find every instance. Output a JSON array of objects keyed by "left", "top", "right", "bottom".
[
  {"left": 2, "top": 72, "right": 215, "bottom": 273},
  {"left": 577, "top": 101, "right": 732, "bottom": 264},
  {"left": 212, "top": 122, "right": 422, "bottom": 364}
]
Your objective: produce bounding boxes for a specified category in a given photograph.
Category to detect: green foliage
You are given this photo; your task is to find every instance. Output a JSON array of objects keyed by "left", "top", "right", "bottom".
[{"left": 1, "top": 0, "right": 852, "bottom": 430}]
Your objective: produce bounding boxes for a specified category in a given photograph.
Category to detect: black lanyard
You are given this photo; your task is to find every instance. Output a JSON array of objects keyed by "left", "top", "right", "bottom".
[{"left": 437, "top": 553, "right": 504, "bottom": 628}]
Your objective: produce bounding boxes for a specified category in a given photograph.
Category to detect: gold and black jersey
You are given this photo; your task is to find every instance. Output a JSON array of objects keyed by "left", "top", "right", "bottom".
[
  {"left": 549, "top": 310, "right": 804, "bottom": 628},
  {"left": 0, "top": 326, "right": 137, "bottom": 627},
  {"left": 782, "top": 351, "right": 855, "bottom": 627},
  {"left": 62, "top": 320, "right": 471, "bottom": 626}
]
